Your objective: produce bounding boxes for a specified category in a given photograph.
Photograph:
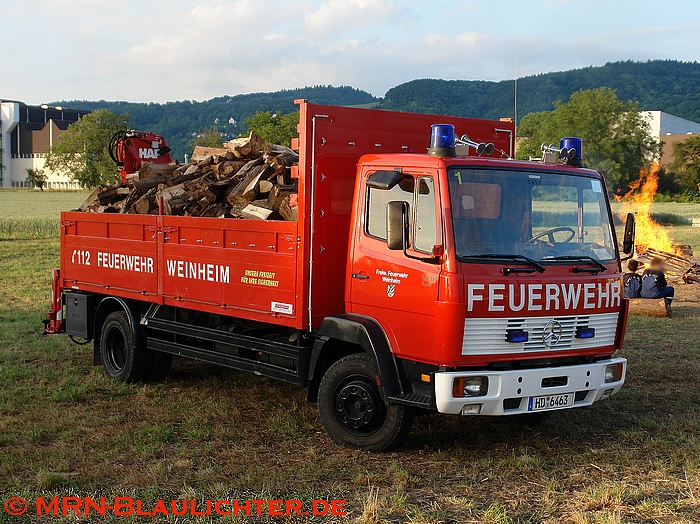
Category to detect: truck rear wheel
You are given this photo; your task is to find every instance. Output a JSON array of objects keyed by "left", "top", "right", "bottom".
[
  {"left": 100, "top": 311, "right": 149, "bottom": 382},
  {"left": 317, "top": 353, "right": 412, "bottom": 451}
]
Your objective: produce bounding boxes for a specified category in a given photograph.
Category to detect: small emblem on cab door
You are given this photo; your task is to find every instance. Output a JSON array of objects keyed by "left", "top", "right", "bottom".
[{"left": 386, "top": 284, "right": 395, "bottom": 298}]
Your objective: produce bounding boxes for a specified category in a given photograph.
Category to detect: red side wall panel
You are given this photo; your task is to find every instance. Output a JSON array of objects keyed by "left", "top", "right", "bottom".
[
  {"left": 59, "top": 102, "right": 514, "bottom": 331},
  {"left": 296, "top": 101, "right": 514, "bottom": 329}
]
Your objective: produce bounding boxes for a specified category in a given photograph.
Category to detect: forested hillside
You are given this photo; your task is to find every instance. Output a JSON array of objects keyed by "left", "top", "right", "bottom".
[
  {"left": 381, "top": 60, "right": 700, "bottom": 122},
  {"left": 55, "top": 60, "right": 700, "bottom": 161},
  {"left": 56, "top": 86, "right": 377, "bottom": 161}
]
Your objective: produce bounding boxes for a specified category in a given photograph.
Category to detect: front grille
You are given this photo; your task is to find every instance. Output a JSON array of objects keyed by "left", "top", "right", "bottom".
[{"left": 462, "top": 312, "right": 618, "bottom": 355}]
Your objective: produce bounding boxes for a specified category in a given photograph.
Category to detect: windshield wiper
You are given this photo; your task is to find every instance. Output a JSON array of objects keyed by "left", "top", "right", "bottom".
[
  {"left": 542, "top": 255, "right": 607, "bottom": 273},
  {"left": 459, "top": 254, "right": 546, "bottom": 274}
]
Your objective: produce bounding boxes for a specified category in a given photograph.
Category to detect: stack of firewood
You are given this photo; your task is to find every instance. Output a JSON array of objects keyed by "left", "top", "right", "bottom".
[{"left": 78, "top": 132, "right": 299, "bottom": 221}]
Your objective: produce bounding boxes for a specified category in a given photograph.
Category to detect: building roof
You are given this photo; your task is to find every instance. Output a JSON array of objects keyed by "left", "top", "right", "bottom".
[{"left": 644, "top": 111, "right": 700, "bottom": 136}]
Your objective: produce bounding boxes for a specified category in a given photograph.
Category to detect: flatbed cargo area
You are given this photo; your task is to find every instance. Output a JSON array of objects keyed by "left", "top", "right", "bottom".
[{"left": 61, "top": 212, "right": 301, "bottom": 327}]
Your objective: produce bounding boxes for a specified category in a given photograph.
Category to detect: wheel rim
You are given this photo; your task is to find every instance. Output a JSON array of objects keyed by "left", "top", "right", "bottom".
[
  {"left": 104, "top": 325, "right": 127, "bottom": 373},
  {"left": 333, "top": 375, "right": 386, "bottom": 436}
]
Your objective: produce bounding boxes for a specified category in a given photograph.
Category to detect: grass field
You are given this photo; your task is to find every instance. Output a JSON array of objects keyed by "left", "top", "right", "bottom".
[
  {"left": 1, "top": 194, "right": 700, "bottom": 523},
  {"left": 0, "top": 191, "right": 86, "bottom": 239}
]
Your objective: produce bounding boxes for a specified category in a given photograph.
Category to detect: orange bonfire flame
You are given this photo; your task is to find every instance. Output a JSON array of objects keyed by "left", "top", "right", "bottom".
[{"left": 616, "top": 162, "right": 676, "bottom": 254}]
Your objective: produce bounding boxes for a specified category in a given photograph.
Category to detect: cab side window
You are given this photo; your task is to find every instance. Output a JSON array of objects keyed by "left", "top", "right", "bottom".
[
  {"left": 367, "top": 176, "right": 414, "bottom": 240},
  {"left": 366, "top": 174, "right": 438, "bottom": 253},
  {"left": 414, "top": 177, "right": 437, "bottom": 253}
]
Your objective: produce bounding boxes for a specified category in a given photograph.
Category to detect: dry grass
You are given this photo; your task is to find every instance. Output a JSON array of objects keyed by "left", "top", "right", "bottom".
[{"left": 2, "top": 194, "right": 700, "bottom": 522}]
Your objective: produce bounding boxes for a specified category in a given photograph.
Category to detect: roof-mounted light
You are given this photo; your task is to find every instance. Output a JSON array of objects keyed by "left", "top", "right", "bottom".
[
  {"left": 560, "top": 137, "right": 583, "bottom": 166},
  {"left": 428, "top": 124, "right": 456, "bottom": 157}
]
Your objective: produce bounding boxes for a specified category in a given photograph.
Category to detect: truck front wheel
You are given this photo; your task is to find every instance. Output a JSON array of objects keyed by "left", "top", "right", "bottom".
[
  {"left": 100, "top": 311, "right": 149, "bottom": 382},
  {"left": 317, "top": 353, "right": 412, "bottom": 451}
]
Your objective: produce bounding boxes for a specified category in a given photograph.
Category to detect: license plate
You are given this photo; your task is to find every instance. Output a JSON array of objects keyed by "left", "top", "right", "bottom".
[{"left": 528, "top": 393, "right": 574, "bottom": 412}]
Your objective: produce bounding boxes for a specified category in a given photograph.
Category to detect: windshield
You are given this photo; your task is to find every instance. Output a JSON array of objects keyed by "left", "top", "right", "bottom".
[{"left": 448, "top": 168, "right": 617, "bottom": 263}]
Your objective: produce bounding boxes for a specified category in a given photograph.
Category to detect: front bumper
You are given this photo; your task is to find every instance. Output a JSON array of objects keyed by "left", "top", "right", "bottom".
[{"left": 434, "top": 358, "right": 626, "bottom": 415}]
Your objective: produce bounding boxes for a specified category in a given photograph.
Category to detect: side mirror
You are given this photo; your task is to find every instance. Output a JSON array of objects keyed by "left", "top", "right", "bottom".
[
  {"left": 386, "top": 201, "right": 408, "bottom": 251},
  {"left": 622, "top": 213, "right": 635, "bottom": 255}
]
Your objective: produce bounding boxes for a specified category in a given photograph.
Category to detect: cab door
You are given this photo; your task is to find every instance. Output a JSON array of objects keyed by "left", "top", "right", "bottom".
[{"left": 349, "top": 169, "right": 442, "bottom": 364}]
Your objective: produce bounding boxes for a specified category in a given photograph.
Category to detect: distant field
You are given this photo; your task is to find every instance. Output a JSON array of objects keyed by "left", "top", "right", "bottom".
[
  {"left": 611, "top": 202, "right": 700, "bottom": 223},
  {"left": 1, "top": 192, "right": 699, "bottom": 252},
  {"left": 0, "top": 190, "right": 87, "bottom": 239}
]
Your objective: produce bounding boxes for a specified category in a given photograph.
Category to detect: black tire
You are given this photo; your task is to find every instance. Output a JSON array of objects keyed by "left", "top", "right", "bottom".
[
  {"left": 317, "top": 353, "right": 413, "bottom": 452},
  {"left": 99, "top": 311, "right": 149, "bottom": 382}
]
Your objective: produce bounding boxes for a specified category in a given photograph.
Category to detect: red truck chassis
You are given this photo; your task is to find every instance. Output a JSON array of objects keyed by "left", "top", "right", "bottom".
[{"left": 45, "top": 101, "right": 629, "bottom": 451}]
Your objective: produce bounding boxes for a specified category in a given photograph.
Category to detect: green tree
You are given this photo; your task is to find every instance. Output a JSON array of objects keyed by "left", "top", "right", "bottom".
[
  {"left": 189, "top": 127, "right": 224, "bottom": 150},
  {"left": 517, "top": 88, "right": 658, "bottom": 194},
  {"left": 670, "top": 135, "right": 700, "bottom": 191},
  {"left": 244, "top": 111, "right": 298, "bottom": 146},
  {"left": 25, "top": 167, "right": 48, "bottom": 190},
  {"left": 45, "top": 109, "right": 129, "bottom": 188}
]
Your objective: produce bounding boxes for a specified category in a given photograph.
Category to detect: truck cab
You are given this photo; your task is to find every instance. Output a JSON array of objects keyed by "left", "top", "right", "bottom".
[{"left": 346, "top": 150, "right": 627, "bottom": 419}]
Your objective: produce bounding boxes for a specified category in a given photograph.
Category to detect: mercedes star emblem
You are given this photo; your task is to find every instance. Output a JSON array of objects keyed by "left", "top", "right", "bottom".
[{"left": 542, "top": 320, "right": 563, "bottom": 347}]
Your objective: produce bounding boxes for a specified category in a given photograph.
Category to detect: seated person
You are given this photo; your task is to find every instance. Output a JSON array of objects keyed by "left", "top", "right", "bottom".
[
  {"left": 623, "top": 259, "right": 642, "bottom": 298},
  {"left": 641, "top": 257, "right": 675, "bottom": 301}
]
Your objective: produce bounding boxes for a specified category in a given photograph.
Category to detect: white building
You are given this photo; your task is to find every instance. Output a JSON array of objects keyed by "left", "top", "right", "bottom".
[
  {"left": 1, "top": 100, "right": 89, "bottom": 189},
  {"left": 645, "top": 111, "right": 700, "bottom": 137},
  {"left": 643, "top": 111, "right": 700, "bottom": 166}
]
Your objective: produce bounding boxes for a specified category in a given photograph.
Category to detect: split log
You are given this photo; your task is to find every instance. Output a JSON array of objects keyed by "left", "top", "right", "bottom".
[
  {"left": 77, "top": 138, "right": 299, "bottom": 220},
  {"left": 216, "top": 160, "right": 247, "bottom": 178},
  {"left": 225, "top": 161, "right": 270, "bottom": 204},
  {"left": 97, "top": 185, "right": 130, "bottom": 206},
  {"left": 628, "top": 298, "right": 671, "bottom": 317},
  {"left": 138, "top": 162, "right": 177, "bottom": 180},
  {"left": 199, "top": 203, "right": 229, "bottom": 218},
  {"left": 224, "top": 132, "right": 265, "bottom": 159},
  {"left": 239, "top": 204, "right": 273, "bottom": 220},
  {"left": 191, "top": 146, "right": 229, "bottom": 163},
  {"left": 133, "top": 195, "right": 153, "bottom": 214},
  {"left": 267, "top": 184, "right": 295, "bottom": 211},
  {"left": 158, "top": 184, "right": 186, "bottom": 200},
  {"left": 264, "top": 143, "right": 298, "bottom": 167},
  {"left": 174, "top": 162, "right": 196, "bottom": 175},
  {"left": 79, "top": 187, "right": 101, "bottom": 212},
  {"left": 120, "top": 188, "right": 147, "bottom": 214},
  {"left": 259, "top": 180, "right": 273, "bottom": 195},
  {"left": 133, "top": 170, "right": 203, "bottom": 191},
  {"left": 279, "top": 195, "right": 298, "bottom": 222}
]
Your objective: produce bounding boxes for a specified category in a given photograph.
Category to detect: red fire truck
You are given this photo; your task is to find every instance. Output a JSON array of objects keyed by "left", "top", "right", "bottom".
[{"left": 45, "top": 101, "right": 634, "bottom": 451}]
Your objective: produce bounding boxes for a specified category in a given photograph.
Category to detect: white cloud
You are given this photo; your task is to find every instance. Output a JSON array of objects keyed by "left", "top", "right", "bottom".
[
  {"left": 303, "top": 0, "right": 402, "bottom": 38},
  {"left": 3, "top": 0, "right": 699, "bottom": 104}
]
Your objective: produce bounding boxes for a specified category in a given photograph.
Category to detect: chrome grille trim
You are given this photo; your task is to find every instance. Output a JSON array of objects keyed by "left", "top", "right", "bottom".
[{"left": 462, "top": 312, "right": 619, "bottom": 355}]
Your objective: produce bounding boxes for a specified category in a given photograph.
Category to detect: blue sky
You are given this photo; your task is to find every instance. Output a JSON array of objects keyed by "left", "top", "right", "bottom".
[{"left": 4, "top": 0, "right": 699, "bottom": 104}]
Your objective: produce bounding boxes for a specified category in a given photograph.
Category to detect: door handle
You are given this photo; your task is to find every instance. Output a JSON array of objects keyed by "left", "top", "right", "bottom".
[{"left": 352, "top": 273, "right": 369, "bottom": 280}]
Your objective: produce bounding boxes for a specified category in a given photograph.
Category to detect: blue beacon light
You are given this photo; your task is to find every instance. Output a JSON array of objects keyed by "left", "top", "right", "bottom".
[
  {"left": 428, "top": 124, "right": 456, "bottom": 157},
  {"left": 560, "top": 137, "right": 583, "bottom": 160}
]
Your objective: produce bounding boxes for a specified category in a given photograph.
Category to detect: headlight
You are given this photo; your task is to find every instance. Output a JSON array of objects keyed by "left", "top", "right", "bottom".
[
  {"left": 452, "top": 376, "right": 489, "bottom": 397},
  {"left": 604, "top": 363, "right": 623, "bottom": 383}
]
